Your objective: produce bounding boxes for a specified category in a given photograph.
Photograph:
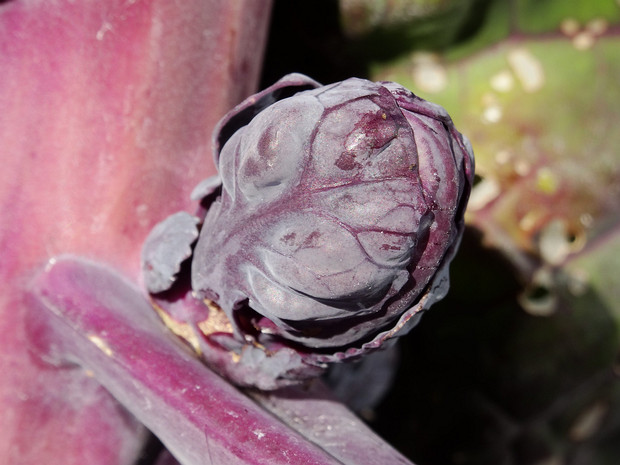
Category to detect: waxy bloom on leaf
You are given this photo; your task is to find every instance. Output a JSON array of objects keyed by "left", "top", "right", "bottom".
[{"left": 143, "top": 73, "right": 474, "bottom": 389}]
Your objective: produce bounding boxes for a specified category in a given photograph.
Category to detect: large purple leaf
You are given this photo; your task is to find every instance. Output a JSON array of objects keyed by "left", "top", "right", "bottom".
[{"left": 0, "top": 1, "right": 272, "bottom": 463}]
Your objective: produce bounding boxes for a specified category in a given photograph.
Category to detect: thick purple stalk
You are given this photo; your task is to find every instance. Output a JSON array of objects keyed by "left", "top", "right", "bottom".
[
  {"left": 250, "top": 382, "right": 412, "bottom": 465},
  {"left": 29, "top": 256, "right": 415, "bottom": 465}
]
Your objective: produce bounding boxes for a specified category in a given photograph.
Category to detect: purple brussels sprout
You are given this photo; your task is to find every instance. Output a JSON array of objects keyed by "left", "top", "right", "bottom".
[{"left": 142, "top": 73, "right": 474, "bottom": 389}]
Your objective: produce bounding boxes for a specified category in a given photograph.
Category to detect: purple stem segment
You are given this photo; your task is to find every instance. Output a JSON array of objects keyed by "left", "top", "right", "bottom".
[
  {"left": 28, "top": 256, "right": 339, "bottom": 465},
  {"left": 251, "top": 382, "right": 413, "bottom": 465},
  {"left": 28, "top": 256, "right": 415, "bottom": 465}
]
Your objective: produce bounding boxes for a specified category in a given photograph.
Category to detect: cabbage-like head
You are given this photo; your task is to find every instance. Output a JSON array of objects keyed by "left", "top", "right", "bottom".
[{"left": 190, "top": 73, "right": 474, "bottom": 359}]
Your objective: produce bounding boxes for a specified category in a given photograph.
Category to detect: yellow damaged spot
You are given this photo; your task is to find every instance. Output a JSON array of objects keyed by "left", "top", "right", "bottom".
[
  {"left": 151, "top": 298, "right": 239, "bottom": 362},
  {"left": 482, "top": 105, "right": 502, "bottom": 124},
  {"left": 199, "top": 300, "right": 234, "bottom": 335},
  {"left": 480, "top": 92, "right": 503, "bottom": 124},
  {"left": 490, "top": 70, "right": 514, "bottom": 93},
  {"left": 571, "top": 18, "right": 608, "bottom": 51},
  {"left": 586, "top": 18, "right": 608, "bottom": 36},
  {"left": 573, "top": 31, "right": 595, "bottom": 51},
  {"left": 536, "top": 167, "right": 559, "bottom": 194},
  {"left": 87, "top": 334, "right": 114, "bottom": 357},
  {"left": 507, "top": 47, "right": 545, "bottom": 93},
  {"left": 560, "top": 18, "right": 580, "bottom": 37},
  {"left": 560, "top": 17, "right": 607, "bottom": 51},
  {"left": 151, "top": 301, "right": 202, "bottom": 355},
  {"left": 410, "top": 52, "right": 447, "bottom": 94}
]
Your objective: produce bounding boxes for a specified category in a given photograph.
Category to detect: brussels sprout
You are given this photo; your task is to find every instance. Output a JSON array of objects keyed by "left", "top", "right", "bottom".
[{"left": 143, "top": 73, "right": 474, "bottom": 388}]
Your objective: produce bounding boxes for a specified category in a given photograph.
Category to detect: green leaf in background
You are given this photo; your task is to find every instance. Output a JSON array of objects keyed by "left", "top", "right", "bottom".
[
  {"left": 515, "top": 0, "right": 620, "bottom": 33},
  {"left": 339, "top": 0, "right": 493, "bottom": 57}
]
